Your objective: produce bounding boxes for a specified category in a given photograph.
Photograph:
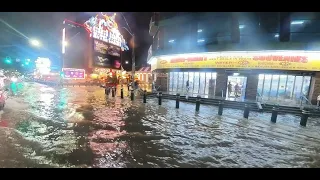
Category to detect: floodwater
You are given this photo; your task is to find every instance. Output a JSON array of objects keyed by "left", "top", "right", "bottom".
[{"left": 1, "top": 82, "right": 320, "bottom": 168}]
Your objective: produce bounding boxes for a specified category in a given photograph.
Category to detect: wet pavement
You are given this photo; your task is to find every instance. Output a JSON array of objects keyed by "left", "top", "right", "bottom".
[{"left": 1, "top": 82, "right": 320, "bottom": 168}]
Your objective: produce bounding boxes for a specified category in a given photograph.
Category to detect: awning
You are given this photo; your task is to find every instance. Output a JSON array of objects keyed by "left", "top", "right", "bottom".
[{"left": 137, "top": 67, "right": 151, "bottom": 72}]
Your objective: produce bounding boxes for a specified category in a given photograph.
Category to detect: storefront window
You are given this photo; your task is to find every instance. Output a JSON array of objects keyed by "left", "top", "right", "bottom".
[
  {"left": 169, "top": 72, "right": 173, "bottom": 91},
  {"left": 262, "top": 74, "right": 272, "bottom": 99},
  {"left": 193, "top": 72, "right": 200, "bottom": 94},
  {"left": 302, "top": 76, "right": 311, "bottom": 96},
  {"left": 205, "top": 72, "right": 211, "bottom": 95},
  {"left": 178, "top": 72, "right": 184, "bottom": 93},
  {"left": 270, "top": 75, "right": 280, "bottom": 98},
  {"left": 183, "top": 72, "right": 189, "bottom": 93},
  {"left": 257, "top": 74, "right": 265, "bottom": 96},
  {"left": 189, "top": 72, "right": 194, "bottom": 95},
  {"left": 199, "top": 72, "right": 206, "bottom": 95},
  {"left": 294, "top": 76, "right": 303, "bottom": 101},
  {"left": 286, "top": 75, "right": 295, "bottom": 99},
  {"left": 257, "top": 74, "right": 312, "bottom": 105},
  {"left": 173, "top": 72, "right": 178, "bottom": 92},
  {"left": 278, "top": 75, "right": 287, "bottom": 99}
]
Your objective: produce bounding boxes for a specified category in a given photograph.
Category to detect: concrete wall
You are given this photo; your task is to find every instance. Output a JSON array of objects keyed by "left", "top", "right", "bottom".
[
  {"left": 309, "top": 72, "right": 320, "bottom": 104},
  {"left": 245, "top": 74, "right": 259, "bottom": 100}
]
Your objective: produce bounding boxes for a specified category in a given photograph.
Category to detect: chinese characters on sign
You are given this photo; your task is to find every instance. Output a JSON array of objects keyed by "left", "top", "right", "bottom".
[{"left": 153, "top": 51, "right": 320, "bottom": 71}]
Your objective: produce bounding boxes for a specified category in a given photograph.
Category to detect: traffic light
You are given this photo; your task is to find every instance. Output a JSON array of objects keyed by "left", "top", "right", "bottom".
[{"left": 4, "top": 56, "right": 12, "bottom": 64}]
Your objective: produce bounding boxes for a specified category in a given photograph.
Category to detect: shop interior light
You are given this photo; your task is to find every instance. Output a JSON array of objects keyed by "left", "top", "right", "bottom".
[
  {"left": 197, "top": 39, "right": 205, "bottom": 43},
  {"left": 274, "top": 34, "right": 279, "bottom": 38},
  {"left": 233, "top": 73, "right": 240, "bottom": 76},
  {"left": 239, "top": 25, "right": 245, "bottom": 29},
  {"left": 168, "top": 39, "right": 175, "bottom": 43},
  {"left": 291, "top": 20, "right": 304, "bottom": 25},
  {"left": 197, "top": 29, "right": 203, "bottom": 33}
]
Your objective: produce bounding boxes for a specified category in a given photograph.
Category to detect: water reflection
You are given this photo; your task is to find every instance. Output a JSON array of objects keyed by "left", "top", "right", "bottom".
[{"left": 3, "top": 82, "right": 320, "bottom": 167}]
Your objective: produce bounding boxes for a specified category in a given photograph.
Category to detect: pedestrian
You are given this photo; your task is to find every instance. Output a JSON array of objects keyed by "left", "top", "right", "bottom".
[
  {"left": 235, "top": 83, "right": 240, "bottom": 98},
  {"left": 227, "top": 81, "right": 232, "bottom": 97},
  {"left": 186, "top": 80, "right": 190, "bottom": 100}
]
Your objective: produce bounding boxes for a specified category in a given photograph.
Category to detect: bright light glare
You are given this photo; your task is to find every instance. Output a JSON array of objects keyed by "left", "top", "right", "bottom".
[
  {"left": 197, "top": 29, "right": 202, "bottom": 33},
  {"left": 197, "top": 39, "right": 205, "bottom": 43},
  {"left": 125, "top": 61, "right": 129, "bottom": 64},
  {"left": 30, "top": 39, "right": 40, "bottom": 46},
  {"left": 63, "top": 41, "right": 68, "bottom": 46},
  {"left": 233, "top": 73, "right": 240, "bottom": 76},
  {"left": 11, "top": 77, "right": 17, "bottom": 82},
  {"left": 291, "top": 21, "right": 304, "bottom": 25},
  {"left": 274, "top": 34, "right": 279, "bottom": 38},
  {"left": 239, "top": 25, "right": 245, "bottom": 29},
  {"left": 168, "top": 39, "right": 175, "bottom": 43},
  {"left": 62, "top": 28, "right": 66, "bottom": 54}
]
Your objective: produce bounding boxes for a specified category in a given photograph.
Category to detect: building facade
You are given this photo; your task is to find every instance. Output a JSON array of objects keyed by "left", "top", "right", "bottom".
[{"left": 148, "top": 12, "right": 320, "bottom": 105}]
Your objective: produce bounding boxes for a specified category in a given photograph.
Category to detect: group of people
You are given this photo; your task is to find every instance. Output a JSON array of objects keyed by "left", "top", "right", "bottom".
[{"left": 228, "top": 81, "right": 241, "bottom": 98}]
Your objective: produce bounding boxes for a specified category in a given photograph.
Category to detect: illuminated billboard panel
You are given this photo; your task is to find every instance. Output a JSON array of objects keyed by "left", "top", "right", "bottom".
[{"left": 62, "top": 68, "right": 85, "bottom": 79}]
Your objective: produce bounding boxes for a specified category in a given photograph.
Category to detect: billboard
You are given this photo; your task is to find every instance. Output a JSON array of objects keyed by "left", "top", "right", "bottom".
[
  {"left": 151, "top": 51, "right": 320, "bottom": 71},
  {"left": 62, "top": 68, "right": 85, "bottom": 79},
  {"left": 93, "top": 39, "right": 121, "bottom": 69}
]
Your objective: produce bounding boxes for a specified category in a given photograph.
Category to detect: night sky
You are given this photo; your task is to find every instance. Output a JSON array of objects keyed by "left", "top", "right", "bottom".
[{"left": 0, "top": 12, "right": 153, "bottom": 69}]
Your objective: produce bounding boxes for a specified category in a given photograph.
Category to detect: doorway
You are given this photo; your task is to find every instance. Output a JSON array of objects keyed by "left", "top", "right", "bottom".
[{"left": 227, "top": 75, "right": 247, "bottom": 100}]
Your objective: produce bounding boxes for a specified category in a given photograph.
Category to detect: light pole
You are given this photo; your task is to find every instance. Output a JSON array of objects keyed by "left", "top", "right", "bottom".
[{"left": 121, "top": 26, "right": 135, "bottom": 90}]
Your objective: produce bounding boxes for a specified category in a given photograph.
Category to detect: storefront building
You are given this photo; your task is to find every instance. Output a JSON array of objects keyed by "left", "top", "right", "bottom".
[{"left": 148, "top": 12, "right": 320, "bottom": 105}]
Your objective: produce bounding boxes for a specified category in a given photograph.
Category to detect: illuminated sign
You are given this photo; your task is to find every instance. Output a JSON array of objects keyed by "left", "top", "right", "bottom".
[
  {"left": 150, "top": 51, "right": 320, "bottom": 71},
  {"left": 84, "top": 13, "right": 129, "bottom": 51},
  {"left": 35, "top": 57, "right": 51, "bottom": 75},
  {"left": 94, "top": 39, "right": 120, "bottom": 57},
  {"left": 62, "top": 68, "right": 85, "bottom": 79}
]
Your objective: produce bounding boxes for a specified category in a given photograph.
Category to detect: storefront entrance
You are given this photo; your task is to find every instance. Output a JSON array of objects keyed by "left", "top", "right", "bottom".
[{"left": 226, "top": 75, "right": 247, "bottom": 100}]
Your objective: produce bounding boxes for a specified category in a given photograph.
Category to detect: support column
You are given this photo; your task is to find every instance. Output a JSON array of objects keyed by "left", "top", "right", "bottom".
[
  {"left": 309, "top": 72, "right": 320, "bottom": 104},
  {"left": 215, "top": 71, "right": 228, "bottom": 97},
  {"left": 245, "top": 74, "right": 259, "bottom": 100}
]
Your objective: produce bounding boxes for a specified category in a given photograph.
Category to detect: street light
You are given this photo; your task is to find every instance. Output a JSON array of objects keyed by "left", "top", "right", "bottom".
[{"left": 30, "top": 39, "right": 40, "bottom": 47}]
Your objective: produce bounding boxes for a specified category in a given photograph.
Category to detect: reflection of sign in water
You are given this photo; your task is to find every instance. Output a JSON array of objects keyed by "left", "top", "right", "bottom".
[
  {"left": 152, "top": 51, "right": 320, "bottom": 71},
  {"left": 93, "top": 39, "right": 120, "bottom": 57},
  {"left": 35, "top": 57, "right": 51, "bottom": 75},
  {"left": 62, "top": 68, "right": 85, "bottom": 79}
]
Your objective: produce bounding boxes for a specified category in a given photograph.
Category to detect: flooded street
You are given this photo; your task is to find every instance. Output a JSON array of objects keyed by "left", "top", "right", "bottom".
[{"left": 1, "top": 82, "right": 320, "bottom": 168}]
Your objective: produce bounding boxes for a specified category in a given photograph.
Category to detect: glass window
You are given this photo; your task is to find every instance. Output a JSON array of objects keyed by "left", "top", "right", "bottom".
[
  {"left": 169, "top": 72, "right": 173, "bottom": 91},
  {"left": 302, "top": 76, "right": 311, "bottom": 96},
  {"left": 270, "top": 75, "right": 280, "bottom": 98},
  {"left": 193, "top": 72, "right": 200, "bottom": 95},
  {"left": 294, "top": 76, "right": 303, "bottom": 101},
  {"left": 278, "top": 75, "right": 287, "bottom": 99},
  {"left": 263, "top": 74, "right": 272, "bottom": 98},
  {"left": 189, "top": 72, "right": 194, "bottom": 95},
  {"left": 199, "top": 72, "right": 206, "bottom": 95},
  {"left": 173, "top": 72, "right": 178, "bottom": 92},
  {"left": 286, "top": 75, "right": 295, "bottom": 99},
  {"left": 257, "top": 74, "right": 264, "bottom": 96},
  {"left": 205, "top": 72, "right": 211, "bottom": 95},
  {"left": 183, "top": 72, "right": 189, "bottom": 93},
  {"left": 178, "top": 72, "right": 184, "bottom": 93}
]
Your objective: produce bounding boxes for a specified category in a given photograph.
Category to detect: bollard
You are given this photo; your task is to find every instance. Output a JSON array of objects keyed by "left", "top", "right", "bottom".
[
  {"left": 195, "top": 95, "right": 201, "bottom": 112},
  {"left": 131, "top": 89, "right": 134, "bottom": 101},
  {"left": 270, "top": 107, "right": 278, "bottom": 123},
  {"left": 176, "top": 93, "right": 180, "bottom": 109},
  {"left": 121, "top": 88, "right": 124, "bottom": 99},
  {"left": 243, "top": 104, "right": 250, "bottom": 119},
  {"left": 218, "top": 101, "right": 224, "bottom": 115},
  {"left": 158, "top": 92, "right": 162, "bottom": 105},
  {"left": 300, "top": 110, "right": 310, "bottom": 127},
  {"left": 143, "top": 90, "right": 147, "bottom": 103},
  {"left": 105, "top": 87, "right": 108, "bottom": 95},
  {"left": 112, "top": 87, "right": 115, "bottom": 97}
]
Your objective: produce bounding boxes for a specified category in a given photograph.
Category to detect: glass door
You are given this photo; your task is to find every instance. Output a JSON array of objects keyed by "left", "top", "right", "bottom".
[{"left": 227, "top": 75, "right": 247, "bottom": 100}]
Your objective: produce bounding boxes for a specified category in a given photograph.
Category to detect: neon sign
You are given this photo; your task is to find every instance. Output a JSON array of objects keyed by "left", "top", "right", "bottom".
[
  {"left": 84, "top": 12, "right": 129, "bottom": 51},
  {"left": 62, "top": 68, "right": 85, "bottom": 79}
]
